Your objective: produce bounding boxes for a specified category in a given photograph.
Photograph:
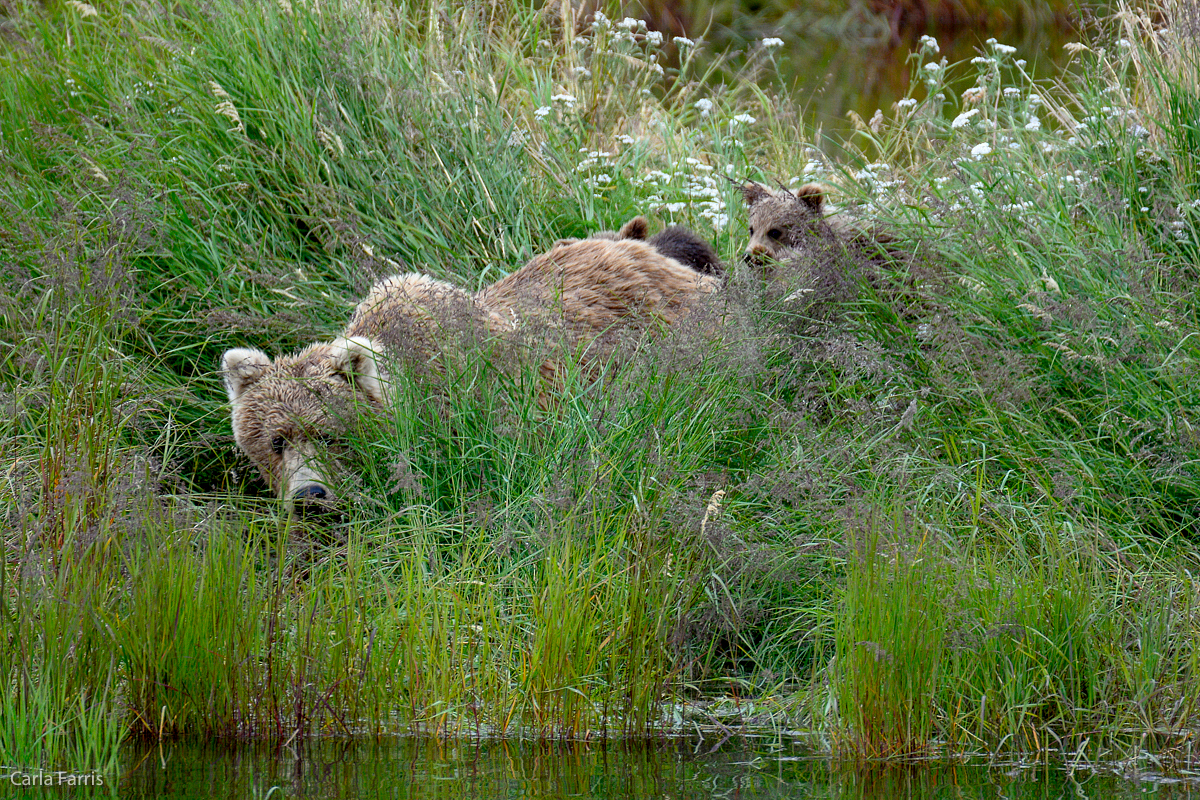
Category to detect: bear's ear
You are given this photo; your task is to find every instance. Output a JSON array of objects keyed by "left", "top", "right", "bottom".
[
  {"left": 221, "top": 348, "right": 273, "bottom": 403},
  {"left": 617, "top": 216, "right": 649, "bottom": 240},
  {"left": 794, "top": 183, "right": 827, "bottom": 212},
  {"left": 742, "top": 182, "right": 769, "bottom": 207},
  {"left": 328, "top": 336, "right": 389, "bottom": 406}
]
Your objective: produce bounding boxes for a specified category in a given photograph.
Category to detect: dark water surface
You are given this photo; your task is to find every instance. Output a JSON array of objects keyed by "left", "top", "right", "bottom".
[{"left": 87, "top": 738, "right": 1198, "bottom": 799}]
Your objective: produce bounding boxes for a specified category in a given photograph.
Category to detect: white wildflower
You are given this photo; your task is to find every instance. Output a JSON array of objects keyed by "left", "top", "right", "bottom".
[
  {"left": 971, "top": 142, "right": 992, "bottom": 157},
  {"left": 962, "top": 86, "right": 985, "bottom": 104},
  {"left": 919, "top": 34, "right": 939, "bottom": 53},
  {"left": 923, "top": 62, "right": 941, "bottom": 73},
  {"left": 761, "top": 37, "right": 784, "bottom": 48},
  {"left": 617, "top": 17, "right": 641, "bottom": 30},
  {"left": 730, "top": 113, "right": 756, "bottom": 125},
  {"left": 991, "top": 42, "right": 1017, "bottom": 55},
  {"left": 951, "top": 109, "right": 979, "bottom": 129},
  {"left": 551, "top": 93, "right": 577, "bottom": 105},
  {"left": 896, "top": 98, "right": 918, "bottom": 109},
  {"left": 1003, "top": 87, "right": 1021, "bottom": 97},
  {"left": 694, "top": 98, "right": 713, "bottom": 116},
  {"left": 646, "top": 30, "right": 663, "bottom": 46},
  {"left": 534, "top": 106, "right": 551, "bottom": 119},
  {"left": 673, "top": 36, "right": 694, "bottom": 47}
]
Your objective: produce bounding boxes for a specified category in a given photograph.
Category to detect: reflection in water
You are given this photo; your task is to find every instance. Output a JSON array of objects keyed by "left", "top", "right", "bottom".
[{"left": 110, "top": 737, "right": 1200, "bottom": 799}]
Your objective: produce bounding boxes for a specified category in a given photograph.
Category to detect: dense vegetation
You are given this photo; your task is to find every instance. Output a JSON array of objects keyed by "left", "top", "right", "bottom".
[{"left": 1, "top": 0, "right": 1198, "bottom": 775}]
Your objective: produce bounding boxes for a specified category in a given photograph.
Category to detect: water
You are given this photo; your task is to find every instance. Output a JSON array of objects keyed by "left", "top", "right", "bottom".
[{"left": 70, "top": 738, "right": 1200, "bottom": 798}]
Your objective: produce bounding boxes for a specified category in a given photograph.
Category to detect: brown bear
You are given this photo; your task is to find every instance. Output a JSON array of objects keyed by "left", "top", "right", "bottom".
[
  {"left": 222, "top": 239, "right": 720, "bottom": 516},
  {"left": 741, "top": 181, "right": 895, "bottom": 303},
  {"left": 556, "top": 217, "right": 724, "bottom": 278}
]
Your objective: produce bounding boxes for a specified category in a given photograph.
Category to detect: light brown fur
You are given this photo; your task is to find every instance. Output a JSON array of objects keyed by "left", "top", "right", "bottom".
[{"left": 222, "top": 239, "right": 718, "bottom": 514}]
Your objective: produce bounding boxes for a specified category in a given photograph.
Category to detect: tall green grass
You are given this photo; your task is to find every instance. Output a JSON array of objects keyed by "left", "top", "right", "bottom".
[{"left": 1, "top": 0, "right": 1199, "bottom": 778}]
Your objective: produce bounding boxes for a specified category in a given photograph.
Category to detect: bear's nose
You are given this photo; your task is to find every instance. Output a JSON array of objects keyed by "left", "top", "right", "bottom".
[
  {"left": 744, "top": 245, "right": 770, "bottom": 266},
  {"left": 294, "top": 484, "right": 327, "bottom": 500},
  {"left": 291, "top": 484, "right": 331, "bottom": 517}
]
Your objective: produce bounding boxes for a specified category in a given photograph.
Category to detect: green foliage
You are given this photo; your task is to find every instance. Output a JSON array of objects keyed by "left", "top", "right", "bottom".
[{"left": 1, "top": 0, "right": 1199, "bottom": 775}]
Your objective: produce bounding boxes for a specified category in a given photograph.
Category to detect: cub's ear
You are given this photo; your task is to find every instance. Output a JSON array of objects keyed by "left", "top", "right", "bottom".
[
  {"left": 328, "top": 336, "right": 390, "bottom": 406},
  {"left": 221, "top": 348, "right": 272, "bottom": 403},
  {"left": 617, "top": 216, "right": 649, "bottom": 240},
  {"left": 794, "top": 182, "right": 827, "bottom": 212},
  {"left": 742, "top": 181, "right": 769, "bottom": 207}
]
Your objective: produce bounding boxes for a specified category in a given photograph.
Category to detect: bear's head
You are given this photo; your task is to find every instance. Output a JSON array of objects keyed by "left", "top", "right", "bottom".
[
  {"left": 221, "top": 336, "right": 388, "bottom": 516},
  {"left": 741, "top": 182, "right": 839, "bottom": 277}
]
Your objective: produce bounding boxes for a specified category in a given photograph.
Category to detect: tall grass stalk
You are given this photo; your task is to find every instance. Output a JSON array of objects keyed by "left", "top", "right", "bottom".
[{"left": 2, "top": 0, "right": 1200, "bottom": 774}]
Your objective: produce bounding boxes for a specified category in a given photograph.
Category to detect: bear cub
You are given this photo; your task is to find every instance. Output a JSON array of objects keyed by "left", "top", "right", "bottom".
[{"left": 741, "top": 181, "right": 896, "bottom": 303}]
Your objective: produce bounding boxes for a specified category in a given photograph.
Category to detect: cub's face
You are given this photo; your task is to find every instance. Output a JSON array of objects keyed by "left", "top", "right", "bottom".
[
  {"left": 742, "top": 182, "right": 836, "bottom": 276},
  {"left": 221, "top": 337, "right": 387, "bottom": 516}
]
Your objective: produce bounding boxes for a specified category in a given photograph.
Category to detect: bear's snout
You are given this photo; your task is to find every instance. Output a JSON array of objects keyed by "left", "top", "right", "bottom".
[
  {"left": 743, "top": 246, "right": 782, "bottom": 280},
  {"left": 291, "top": 483, "right": 334, "bottom": 517}
]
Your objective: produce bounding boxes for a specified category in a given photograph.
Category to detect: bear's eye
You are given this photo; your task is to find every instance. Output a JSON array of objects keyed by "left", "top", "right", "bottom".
[
  {"left": 748, "top": 226, "right": 755, "bottom": 236},
  {"left": 767, "top": 229, "right": 783, "bottom": 241},
  {"left": 271, "top": 436, "right": 286, "bottom": 455}
]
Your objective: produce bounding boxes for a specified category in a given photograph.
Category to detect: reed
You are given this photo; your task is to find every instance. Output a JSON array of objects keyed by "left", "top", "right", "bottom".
[{"left": 1, "top": 0, "right": 1199, "bottom": 777}]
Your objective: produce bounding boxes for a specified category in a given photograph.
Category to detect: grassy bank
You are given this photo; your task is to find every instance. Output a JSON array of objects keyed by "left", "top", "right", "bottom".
[{"left": 1, "top": 0, "right": 1198, "bottom": 776}]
